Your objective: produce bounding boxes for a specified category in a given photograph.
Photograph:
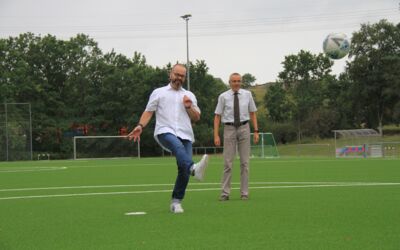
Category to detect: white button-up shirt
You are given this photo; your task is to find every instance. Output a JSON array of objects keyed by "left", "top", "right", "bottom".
[
  {"left": 214, "top": 88, "right": 257, "bottom": 123},
  {"left": 145, "top": 83, "right": 200, "bottom": 143}
]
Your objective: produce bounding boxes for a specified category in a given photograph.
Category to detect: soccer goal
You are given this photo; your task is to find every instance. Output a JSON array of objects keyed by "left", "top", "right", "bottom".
[
  {"left": 250, "top": 132, "right": 279, "bottom": 158},
  {"left": 73, "top": 136, "right": 140, "bottom": 160}
]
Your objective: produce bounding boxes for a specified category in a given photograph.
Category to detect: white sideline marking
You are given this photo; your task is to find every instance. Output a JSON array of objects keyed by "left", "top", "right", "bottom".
[
  {"left": 2, "top": 158, "right": 397, "bottom": 172},
  {"left": 125, "top": 212, "right": 146, "bottom": 216},
  {"left": 0, "top": 182, "right": 399, "bottom": 201},
  {"left": 251, "top": 158, "right": 400, "bottom": 164},
  {"left": 0, "top": 181, "right": 367, "bottom": 192},
  {"left": 0, "top": 167, "right": 67, "bottom": 173}
]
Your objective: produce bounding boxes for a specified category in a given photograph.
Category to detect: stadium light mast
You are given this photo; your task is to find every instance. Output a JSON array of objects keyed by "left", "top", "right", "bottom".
[{"left": 180, "top": 14, "right": 191, "bottom": 91}]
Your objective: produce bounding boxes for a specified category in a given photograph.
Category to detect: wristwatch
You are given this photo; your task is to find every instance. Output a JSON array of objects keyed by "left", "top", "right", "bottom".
[
  {"left": 254, "top": 130, "right": 259, "bottom": 133},
  {"left": 137, "top": 123, "right": 144, "bottom": 129}
]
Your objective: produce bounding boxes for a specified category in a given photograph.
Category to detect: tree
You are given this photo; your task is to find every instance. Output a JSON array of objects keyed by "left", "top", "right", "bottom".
[
  {"left": 274, "top": 50, "right": 334, "bottom": 140},
  {"left": 0, "top": 33, "right": 229, "bottom": 157},
  {"left": 347, "top": 19, "right": 400, "bottom": 135},
  {"left": 278, "top": 50, "right": 333, "bottom": 89},
  {"left": 264, "top": 82, "right": 293, "bottom": 122},
  {"left": 241, "top": 73, "right": 256, "bottom": 88},
  {"left": 190, "top": 60, "right": 228, "bottom": 146}
]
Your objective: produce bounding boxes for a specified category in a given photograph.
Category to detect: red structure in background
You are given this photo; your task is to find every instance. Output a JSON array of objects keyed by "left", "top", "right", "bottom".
[
  {"left": 119, "top": 126, "right": 128, "bottom": 136},
  {"left": 70, "top": 123, "right": 92, "bottom": 136},
  {"left": 66, "top": 123, "right": 128, "bottom": 137}
]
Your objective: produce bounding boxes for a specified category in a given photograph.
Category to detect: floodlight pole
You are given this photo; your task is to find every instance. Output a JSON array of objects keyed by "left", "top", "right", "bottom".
[{"left": 181, "top": 14, "right": 191, "bottom": 91}]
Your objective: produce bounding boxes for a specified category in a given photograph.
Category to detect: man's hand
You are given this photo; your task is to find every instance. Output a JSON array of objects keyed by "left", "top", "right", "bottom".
[
  {"left": 249, "top": 112, "right": 259, "bottom": 144},
  {"left": 214, "top": 135, "right": 221, "bottom": 146},
  {"left": 214, "top": 114, "right": 221, "bottom": 146},
  {"left": 253, "top": 132, "right": 259, "bottom": 144},
  {"left": 183, "top": 95, "right": 200, "bottom": 122},
  {"left": 127, "top": 125, "right": 143, "bottom": 142},
  {"left": 183, "top": 95, "right": 192, "bottom": 108},
  {"left": 127, "top": 111, "right": 153, "bottom": 142}
]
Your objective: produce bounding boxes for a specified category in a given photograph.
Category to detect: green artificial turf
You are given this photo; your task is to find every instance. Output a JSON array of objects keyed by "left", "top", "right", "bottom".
[{"left": 0, "top": 157, "right": 399, "bottom": 250}]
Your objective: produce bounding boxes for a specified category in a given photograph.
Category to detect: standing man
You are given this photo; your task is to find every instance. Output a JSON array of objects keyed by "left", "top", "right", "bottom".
[
  {"left": 128, "top": 64, "right": 209, "bottom": 214},
  {"left": 214, "top": 73, "right": 259, "bottom": 201}
]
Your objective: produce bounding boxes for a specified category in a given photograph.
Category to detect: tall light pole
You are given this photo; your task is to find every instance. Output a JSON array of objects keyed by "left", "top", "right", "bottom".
[{"left": 181, "top": 14, "right": 191, "bottom": 91}]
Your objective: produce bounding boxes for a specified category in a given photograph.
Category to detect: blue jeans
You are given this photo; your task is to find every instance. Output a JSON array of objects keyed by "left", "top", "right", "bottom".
[{"left": 157, "top": 133, "right": 194, "bottom": 201}]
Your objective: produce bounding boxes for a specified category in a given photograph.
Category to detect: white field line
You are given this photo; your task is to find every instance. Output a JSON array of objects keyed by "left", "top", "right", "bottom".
[
  {"left": 1, "top": 157, "right": 398, "bottom": 171},
  {"left": 0, "top": 163, "right": 170, "bottom": 170},
  {"left": 0, "top": 159, "right": 354, "bottom": 172},
  {"left": 0, "top": 167, "right": 67, "bottom": 173},
  {"left": 68, "top": 163, "right": 167, "bottom": 168},
  {"left": 68, "top": 157, "right": 400, "bottom": 163},
  {"left": 250, "top": 158, "right": 400, "bottom": 164},
  {"left": 0, "top": 181, "right": 384, "bottom": 192},
  {"left": 39, "top": 158, "right": 400, "bottom": 168},
  {"left": 0, "top": 182, "right": 399, "bottom": 201},
  {"left": 0, "top": 163, "right": 176, "bottom": 172},
  {"left": 125, "top": 212, "right": 146, "bottom": 216}
]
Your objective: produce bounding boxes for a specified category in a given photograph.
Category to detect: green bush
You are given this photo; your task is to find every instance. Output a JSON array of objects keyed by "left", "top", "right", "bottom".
[{"left": 266, "top": 122, "right": 297, "bottom": 144}]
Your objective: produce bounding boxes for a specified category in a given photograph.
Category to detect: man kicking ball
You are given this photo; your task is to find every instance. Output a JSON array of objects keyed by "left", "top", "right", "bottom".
[{"left": 128, "top": 63, "right": 209, "bottom": 214}]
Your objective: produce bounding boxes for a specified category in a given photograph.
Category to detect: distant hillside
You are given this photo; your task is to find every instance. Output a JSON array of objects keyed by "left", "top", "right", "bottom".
[
  {"left": 248, "top": 84, "right": 267, "bottom": 117},
  {"left": 249, "top": 82, "right": 274, "bottom": 103},
  {"left": 248, "top": 84, "right": 266, "bottom": 102}
]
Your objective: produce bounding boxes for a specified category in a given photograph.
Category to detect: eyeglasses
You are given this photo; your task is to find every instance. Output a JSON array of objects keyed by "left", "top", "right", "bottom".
[{"left": 173, "top": 72, "right": 186, "bottom": 79}]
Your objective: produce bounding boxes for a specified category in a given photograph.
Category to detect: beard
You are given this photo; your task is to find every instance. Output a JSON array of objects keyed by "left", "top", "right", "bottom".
[{"left": 171, "top": 78, "right": 183, "bottom": 88}]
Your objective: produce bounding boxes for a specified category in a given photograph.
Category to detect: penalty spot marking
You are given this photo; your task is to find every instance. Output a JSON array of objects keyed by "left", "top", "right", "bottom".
[{"left": 125, "top": 211, "right": 146, "bottom": 216}]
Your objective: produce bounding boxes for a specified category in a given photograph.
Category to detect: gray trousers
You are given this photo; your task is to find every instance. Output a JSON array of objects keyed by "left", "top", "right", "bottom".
[{"left": 221, "top": 123, "right": 250, "bottom": 196}]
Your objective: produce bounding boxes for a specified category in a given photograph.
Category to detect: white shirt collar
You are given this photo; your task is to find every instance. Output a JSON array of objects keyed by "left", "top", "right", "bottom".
[
  {"left": 168, "top": 82, "right": 185, "bottom": 91},
  {"left": 229, "top": 88, "right": 242, "bottom": 95}
]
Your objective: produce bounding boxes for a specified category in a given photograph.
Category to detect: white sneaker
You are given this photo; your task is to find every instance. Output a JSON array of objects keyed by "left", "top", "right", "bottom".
[
  {"left": 193, "top": 154, "right": 209, "bottom": 181},
  {"left": 170, "top": 203, "right": 184, "bottom": 214}
]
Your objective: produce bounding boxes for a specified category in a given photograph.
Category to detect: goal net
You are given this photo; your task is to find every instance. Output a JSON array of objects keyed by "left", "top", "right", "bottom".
[
  {"left": 0, "top": 103, "right": 32, "bottom": 161},
  {"left": 73, "top": 136, "right": 140, "bottom": 160},
  {"left": 250, "top": 132, "right": 279, "bottom": 158}
]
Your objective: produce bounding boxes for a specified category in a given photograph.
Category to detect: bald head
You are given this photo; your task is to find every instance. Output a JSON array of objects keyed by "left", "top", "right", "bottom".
[{"left": 172, "top": 63, "right": 187, "bottom": 71}]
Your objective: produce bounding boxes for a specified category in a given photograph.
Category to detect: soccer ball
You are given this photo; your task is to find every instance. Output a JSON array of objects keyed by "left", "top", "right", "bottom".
[{"left": 323, "top": 33, "right": 351, "bottom": 60}]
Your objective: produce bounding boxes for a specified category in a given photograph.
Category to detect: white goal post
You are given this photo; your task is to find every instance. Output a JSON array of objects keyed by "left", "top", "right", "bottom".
[
  {"left": 250, "top": 132, "right": 280, "bottom": 158},
  {"left": 73, "top": 136, "right": 140, "bottom": 160},
  {"left": 73, "top": 133, "right": 279, "bottom": 160}
]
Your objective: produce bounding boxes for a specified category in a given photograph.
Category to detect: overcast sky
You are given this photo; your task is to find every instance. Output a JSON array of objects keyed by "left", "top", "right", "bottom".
[{"left": 1, "top": 0, "right": 399, "bottom": 84}]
